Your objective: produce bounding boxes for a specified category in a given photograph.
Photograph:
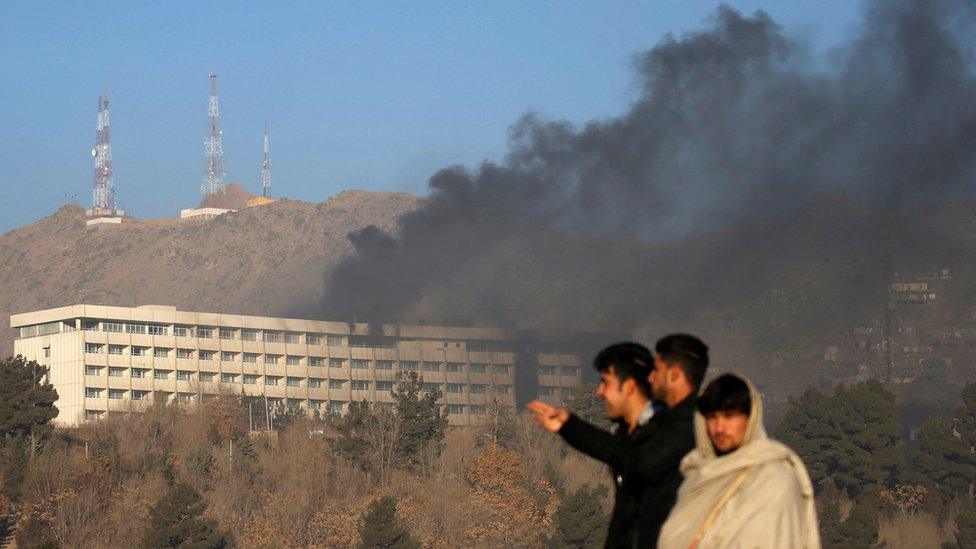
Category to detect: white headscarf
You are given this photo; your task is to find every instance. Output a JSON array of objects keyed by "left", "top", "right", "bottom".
[{"left": 658, "top": 374, "right": 821, "bottom": 548}]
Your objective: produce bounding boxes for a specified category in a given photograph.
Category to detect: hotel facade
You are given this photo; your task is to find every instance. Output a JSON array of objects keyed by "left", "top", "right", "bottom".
[{"left": 11, "top": 304, "right": 613, "bottom": 427}]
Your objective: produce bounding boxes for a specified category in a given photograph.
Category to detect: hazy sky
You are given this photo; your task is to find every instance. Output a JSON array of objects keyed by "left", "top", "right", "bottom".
[{"left": 0, "top": 1, "right": 860, "bottom": 233}]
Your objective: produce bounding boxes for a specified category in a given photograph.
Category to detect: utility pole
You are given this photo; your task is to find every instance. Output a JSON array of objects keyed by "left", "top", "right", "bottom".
[
  {"left": 202, "top": 72, "right": 226, "bottom": 196},
  {"left": 261, "top": 119, "right": 271, "bottom": 197}
]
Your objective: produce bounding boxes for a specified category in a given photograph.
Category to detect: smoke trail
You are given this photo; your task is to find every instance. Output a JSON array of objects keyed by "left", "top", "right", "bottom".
[{"left": 321, "top": 0, "right": 976, "bottom": 333}]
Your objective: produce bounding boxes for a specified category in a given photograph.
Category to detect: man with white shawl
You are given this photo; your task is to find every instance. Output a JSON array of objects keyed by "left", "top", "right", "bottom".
[{"left": 658, "top": 373, "right": 820, "bottom": 548}]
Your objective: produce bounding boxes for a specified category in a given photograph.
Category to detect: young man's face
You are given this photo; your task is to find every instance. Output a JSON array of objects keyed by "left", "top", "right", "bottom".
[
  {"left": 649, "top": 355, "right": 672, "bottom": 403},
  {"left": 705, "top": 410, "right": 749, "bottom": 455},
  {"left": 596, "top": 367, "right": 629, "bottom": 420}
]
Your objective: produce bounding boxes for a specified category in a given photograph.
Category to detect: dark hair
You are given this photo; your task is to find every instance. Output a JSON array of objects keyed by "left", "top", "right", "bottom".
[
  {"left": 655, "top": 333, "right": 709, "bottom": 390},
  {"left": 593, "top": 342, "right": 653, "bottom": 398},
  {"left": 697, "top": 374, "right": 751, "bottom": 416}
]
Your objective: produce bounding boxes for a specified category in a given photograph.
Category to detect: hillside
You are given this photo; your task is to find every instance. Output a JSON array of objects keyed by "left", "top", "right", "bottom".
[{"left": 0, "top": 190, "right": 420, "bottom": 356}]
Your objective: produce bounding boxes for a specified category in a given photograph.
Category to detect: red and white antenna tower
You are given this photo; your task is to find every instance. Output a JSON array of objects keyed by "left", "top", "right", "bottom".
[
  {"left": 90, "top": 83, "right": 118, "bottom": 216},
  {"left": 262, "top": 119, "right": 271, "bottom": 197},
  {"left": 202, "top": 71, "right": 226, "bottom": 196}
]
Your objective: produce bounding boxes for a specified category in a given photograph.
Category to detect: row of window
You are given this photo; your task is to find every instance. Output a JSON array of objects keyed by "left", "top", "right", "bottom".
[
  {"left": 82, "top": 344, "right": 517, "bottom": 372},
  {"left": 84, "top": 400, "right": 484, "bottom": 419},
  {"left": 82, "top": 365, "right": 513, "bottom": 393}
]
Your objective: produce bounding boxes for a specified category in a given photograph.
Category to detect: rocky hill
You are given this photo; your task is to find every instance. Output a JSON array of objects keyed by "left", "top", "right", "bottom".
[{"left": 0, "top": 191, "right": 420, "bottom": 355}]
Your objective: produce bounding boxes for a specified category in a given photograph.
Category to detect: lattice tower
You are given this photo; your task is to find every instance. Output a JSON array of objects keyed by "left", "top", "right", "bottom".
[
  {"left": 91, "top": 84, "right": 117, "bottom": 215},
  {"left": 262, "top": 119, "right": 271, "bottom": 197},
  {"left": 202, "top": 71, "right": 226, "bottom": 195}
]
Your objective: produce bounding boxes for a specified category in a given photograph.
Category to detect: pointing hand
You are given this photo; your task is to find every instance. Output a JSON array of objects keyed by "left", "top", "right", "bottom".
[{"left": 527, "top": 400, "right": 569, "bottom": 433}]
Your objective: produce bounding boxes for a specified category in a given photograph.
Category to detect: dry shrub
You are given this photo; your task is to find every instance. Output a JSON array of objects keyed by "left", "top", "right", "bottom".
[
  {"left": 464, "top": 444, "right": 556, "bottom": 547},
  {"left": 307, "top": 495, "right": 373, "bottom": 547},
  {"left": 879, "top": 511, "right": 943, "bottom": 548}
]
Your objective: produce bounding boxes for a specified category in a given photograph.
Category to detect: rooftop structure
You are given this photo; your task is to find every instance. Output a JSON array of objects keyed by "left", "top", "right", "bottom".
[{"left": 12, "top": 304, "right": 613, "bottom": 427}]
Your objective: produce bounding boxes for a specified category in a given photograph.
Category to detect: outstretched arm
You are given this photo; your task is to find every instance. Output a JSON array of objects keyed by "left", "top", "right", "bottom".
[{"left": 527, "top": 400, "right": 623, "bottom": 466}]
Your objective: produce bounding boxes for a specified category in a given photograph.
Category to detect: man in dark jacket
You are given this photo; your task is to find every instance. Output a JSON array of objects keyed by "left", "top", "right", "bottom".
[{"left": 528, "top": 335, "right": 709, "bottom": 548}]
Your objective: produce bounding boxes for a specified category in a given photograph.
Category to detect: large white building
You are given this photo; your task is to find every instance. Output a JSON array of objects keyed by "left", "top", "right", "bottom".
[{"left": 11, "top": 304, "right": 607, "bottom": 427}]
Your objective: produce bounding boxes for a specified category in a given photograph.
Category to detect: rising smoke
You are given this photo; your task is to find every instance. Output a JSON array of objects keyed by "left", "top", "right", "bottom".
[{"left": 321, "top": 0, "right": 976, "bottom": 337}]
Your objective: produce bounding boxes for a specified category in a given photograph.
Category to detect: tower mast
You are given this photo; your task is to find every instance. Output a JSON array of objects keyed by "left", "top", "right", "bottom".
[
  {"left": 262, "top": 119, "right": 271, "bottom": 197},
  {"left": 91, "top": 83, "right": 117, "bottom": 216},
  {"left": 202, "top": 71, "right": 226, "bottom": 196}
]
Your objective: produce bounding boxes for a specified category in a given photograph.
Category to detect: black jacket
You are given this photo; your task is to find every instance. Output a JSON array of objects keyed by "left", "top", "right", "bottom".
[{"left": 558, "top": 396, "right": 697, "bottom": 548}]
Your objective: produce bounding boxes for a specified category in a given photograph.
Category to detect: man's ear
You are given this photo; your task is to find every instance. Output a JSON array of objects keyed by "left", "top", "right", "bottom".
[
  {"left": 621, "top": 377, "right": 637, "bottom": 396},
  {"left": 668, "top": 364, "right": 683, "bottom": 384}
]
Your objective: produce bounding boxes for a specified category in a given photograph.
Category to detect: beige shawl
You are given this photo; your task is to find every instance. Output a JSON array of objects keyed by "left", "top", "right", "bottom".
[{"left": 658, "top": 375, "right": 821, "bottom": 549}]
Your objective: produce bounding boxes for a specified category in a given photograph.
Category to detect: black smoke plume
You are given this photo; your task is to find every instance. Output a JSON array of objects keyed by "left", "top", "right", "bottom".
[{"left": 321, "top": 0, "right": 976, "bottom": 346}]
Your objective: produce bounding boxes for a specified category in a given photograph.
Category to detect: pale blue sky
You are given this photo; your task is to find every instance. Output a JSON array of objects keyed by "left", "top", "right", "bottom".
[{"left": 0, "top": 1, "right": 861, "bottom": 233}]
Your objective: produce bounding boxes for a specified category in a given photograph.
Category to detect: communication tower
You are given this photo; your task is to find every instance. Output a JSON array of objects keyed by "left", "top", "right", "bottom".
[
  {"left": 90, "top": 83, "right": 118, "bottom": 216},
  {"left": 202, "top": 72, "right": 226, "bottom": 196},
  {"left": 262, "top": 119, "right": 271, "bottom": 197}
]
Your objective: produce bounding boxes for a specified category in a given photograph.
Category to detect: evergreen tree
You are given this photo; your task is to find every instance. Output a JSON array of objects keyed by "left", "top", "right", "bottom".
[
  {"left": 820, "top": 498, "right": 878, "bottom": 548},
  {"left": 331, "top": 399, "right": 375, "bottom": 466},
  {"left": 0, "top": 356, "right": 58, "bottom": 439},
  {"left": 778, "top": 380, "right": 901, "bottom": 496},
  {"left": 358, "top": 496, "right": 419, "bottom": 549},
  {"left": 906, "top": 416, "right": 976, "bottom": 502},
  {"left": 952, "top": 501, "right": 976, "bottom": 548},
  {"left": 564, "top": 384, "right": 611, "bottom": 430},
  {"left": 547, "top": 484, "right": 608, "bottom": 548},
  {"left": 142, "top": 482, "right": 230, "bottom": 548},
  {"left": 392, "top": 372, "right": 447, "bottom": 466},
  {"left": 955, "top": 382, "right": 976, "bottom": 452}
]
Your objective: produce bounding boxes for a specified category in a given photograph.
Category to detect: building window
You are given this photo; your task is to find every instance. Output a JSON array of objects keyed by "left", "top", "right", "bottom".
[
  {"left": 287, "top": 377, "right": 302, "bottom": 387},
  {"left": 177, "top": 371, "right": 192, "bottom": 381},
  {"left": 176, "top": 348, "right": 193, "bottom": 359},
  {"left": 108, "top": 389, "right": 125, "bottom": 400},
  {"left": 132, "top": 390, "right": 149, "bottom": 400},
  {"left": 470, "top": 404, "right": 486, "bottom": 415},
  {"left": 494, "top": 385, "right": 510, "bottom": 394},
  {"left": 197, "top": 327, "right": 214, "bottom": 339},
  {"left": 220, "top": 373, "right": 237, "bottom": 383},
  {"left": 422, "top": 382, "right": 441, "bottom": 393},
  {"left": 446, "top": 362, "right": 463, "bottom": 372},
  {"left": 132, "top": 368, "right": 148, "bottom": 379},
  {"left": 108, "top": 344, "right": 125, "bottom": 355},
  {"left": 306, "top": 334, "right": 322, "bottom": 345},
  {"left": 82, "top": 319, "right": 100, "bottom": 331},
  {"left": 86, "top": 388, "right": 102, "bottom": 398},
  {"left": 329, "top": 358, "right": 344, "bottom": 368},
  {"left": 266, "top": 376, "right": 280, "bottom": 386},
  {"left": 284, "top": 332, "right": 300, "bottom": 344},
  {"left": 376, "top": 360, "right": 394, "bottom": 370},
  {"left": 422, "top": 362, "right": 441, "bottom": 372},
  {"left": 85, "top": 343, "right": 103, "bottom": 354},
  {"left": 309, "top": 356, "right": 325, "bottom": 367},
  {"left": 376, "top": 380, "right": 394, "bottom": 391},
  {"left": 470, "top": 384, "right": 486, "bottom": 394},
  {"left": 132, "top": 346, "right": 148, "bottom": 357},
  {"left": 470, "top": 363, "right": 487, "bottom": 373},
  {"left": 154, "top": 370, "right": 170, "bottom": 380},
  {"left": 241, "top": 329, "right": 257, "bottom": 341},
  {"left": 85, "top": 409, "right": 103, "bottom": 421},
  {"left": 265, "top": 354, "right": 281, "bottom": 364},
  {"left": 177, "top": 392, "right": 193, "bottom": 402},
  {"left": 220, "top": 351, "right": 235, "bottom": 362},
  {"left": 561, "top": 366, "right": 580, "bottom": 376},
  {"left": 327, "top": 335, "right": 344, "bottom": 346},
  {"left": 329, "top": 379, "right": 345, "bottom": 389},
  {"left": 154, "top": 348, "right": 170, "bottom": 358},
  {"left": 351, "top": 380, "right": 369, "bottom": 391},
  {"left": 400, "top": 361, "right": 418, "bottom": 372},
  {"left": 309, "top": 400, "right": 323, "bottom": 410},
  {"left": 446, "top": 383, "right": 463, "bottom": 394},
  {"left": 493, "top": 364, "right": 511, "bottom": 374},
  {"left": 219, "top": 328, "right": 235, "bottom": 340},
  {"left": 126, "top": 323, "right": 146, "bottom": 334},
  {"left": 148, "top": 324, "right": 168, "bottom": 336},
  {"left": 308, "top": 378, "right": 323, "bottom": 388},
  {"left": 538, "top": 366, "right": 557, "bottom": 376},
  {"left": 199, "top": 350, "right": 215, "bottom": 361},
  {"left": 243, "top": 353, "right": 259, "bottom": 363},
  {"left": 538, "top": 386, "right": 556, "bottom": 396},
  {"left": 85, "top": 365, "right": 102, "bottom": 376},
  {"left": 199, "top": 372, "right": 215, "bottom": 382},
  {"left": 243, "top": 374, "right": 259, "bottom": 385},
  {"left": 351, "top": 359, "right": 369, "bottom": 369},
  {"left": 286, "top": 355, "right": 302, "bottom": 366},
  {"left": 263, "top": 331, "right": 281, "bottom": 343},
  {"left": 103, "top": 322, "right": 123, "bottom": 333},
  {"left": 328, "top": 401, "right": 345, "bottom": 414},
  {"left": 447, "top": 404, "right": 464, "bottom": 415},
  {"left": 109, "top": 367, "right": 126, "bottom": 378},
  {"left": 173, "top": 325, "right": 189, "bottom": 337}
]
